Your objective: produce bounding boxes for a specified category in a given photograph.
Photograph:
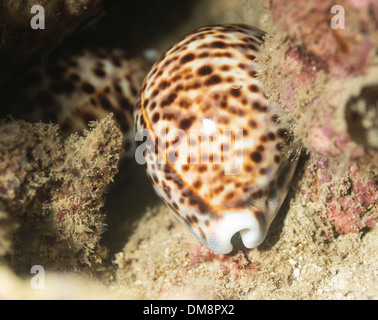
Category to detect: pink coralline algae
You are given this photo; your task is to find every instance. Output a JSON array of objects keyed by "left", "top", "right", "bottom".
[
  {"left": 267, "top": 0, "right": 378, "bottom": 77},
  {"left": 188, "top": 244, "right": 259, "bottom": 280},
  {"left": 308, "top": 127, "right": 352, "bottom": 157},
  {"left": 305, "top": 154, "right": 377, "bottom": 235},
  {"left": 326, "top": 165, "right": 378, "bottom": 234}
]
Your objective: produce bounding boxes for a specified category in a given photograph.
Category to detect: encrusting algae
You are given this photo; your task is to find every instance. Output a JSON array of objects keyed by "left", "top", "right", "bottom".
[{"left": 0, "top": 114, "right": 122, "bottom": 272}]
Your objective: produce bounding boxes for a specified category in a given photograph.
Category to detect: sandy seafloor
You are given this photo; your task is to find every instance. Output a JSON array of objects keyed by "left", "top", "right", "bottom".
[{"left": 0, "top": 0, "right": 377, "bottom": 299}]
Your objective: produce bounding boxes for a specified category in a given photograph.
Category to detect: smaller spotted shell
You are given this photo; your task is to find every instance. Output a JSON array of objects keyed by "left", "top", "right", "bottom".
[
  {"left": 6, "top": 48, "right": 148, "bottom": 157},
  {"left": 135, "top": 24, "right": 298, "bottom": 254}
]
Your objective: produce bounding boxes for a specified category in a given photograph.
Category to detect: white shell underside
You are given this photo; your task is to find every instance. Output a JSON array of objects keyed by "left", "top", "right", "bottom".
[
  {"left": 161, "top": 156, "right": 298, "bottom": 254},
  {"left": 198, "top": 209, "right": 264, "bottom": 254}
]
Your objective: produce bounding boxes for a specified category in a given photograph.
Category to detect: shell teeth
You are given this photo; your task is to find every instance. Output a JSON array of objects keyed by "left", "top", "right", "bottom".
[{"left": 206, "top": 209, "right": 266, "bottom": 254}]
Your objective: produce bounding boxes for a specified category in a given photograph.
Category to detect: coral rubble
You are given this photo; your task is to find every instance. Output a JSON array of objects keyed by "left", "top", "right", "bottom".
[{"left": 0, "top": 114, "right": 122, "bottom": 271}]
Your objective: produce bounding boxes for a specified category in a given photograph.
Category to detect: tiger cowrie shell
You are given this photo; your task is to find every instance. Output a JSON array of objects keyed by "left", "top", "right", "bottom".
[
  {"left": 8, "top": 48, "right": 148, "bottom": 158},
  {"left": 135, "top": 24, "right": 298, "bottom": 254}
]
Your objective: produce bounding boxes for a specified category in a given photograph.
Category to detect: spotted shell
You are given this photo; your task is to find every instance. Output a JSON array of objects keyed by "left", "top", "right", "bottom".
[
  {"left": 6, "top": 48, "right": 148, "bottom": 157},
  {"left": 135, "top": 24, "right": 298, "bottom": 254}
]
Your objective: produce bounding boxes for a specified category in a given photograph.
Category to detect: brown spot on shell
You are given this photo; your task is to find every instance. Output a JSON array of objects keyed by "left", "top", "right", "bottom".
[
  {"left": 99, "top": 95, "right": 114, "bottom": 111},
  {"left": 180, "top": 53, "right": 195, "bottom": 64},
  {"left": 250, "top": 151, "right": 262, "bottom": 163},
  {"left": 179, "top": 116, "right": 196, "bottom": 130},
  {"left": 197, "top": 65, "right": 213, "bottom": 76},
  {"left": 230, "top": 88, "right": 241, "bottom": 97},
  {"left": 205, "top": 75, "right": 221, "bottom": 86},
  {"left": 94, "top": 68, "right": 106, "bottom": 78},
  {"left": 210, "top": 40, "right": 227, "bottom": 48},
  {"left": 161, "top": 93, "right": 177, "bottom": 107},
  {"left": 82, "top": 82, "right": 95, "bottom": 94}
]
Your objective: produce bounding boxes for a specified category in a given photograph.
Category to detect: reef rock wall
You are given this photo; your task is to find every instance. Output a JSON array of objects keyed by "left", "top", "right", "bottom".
[{"left": 259, "top": 0, "right": 378, "bottom": 235}]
